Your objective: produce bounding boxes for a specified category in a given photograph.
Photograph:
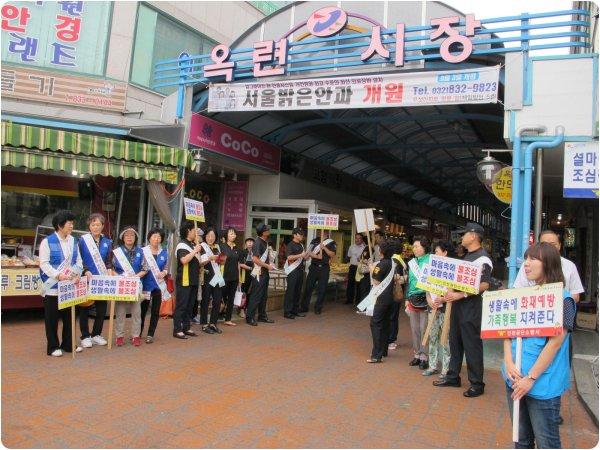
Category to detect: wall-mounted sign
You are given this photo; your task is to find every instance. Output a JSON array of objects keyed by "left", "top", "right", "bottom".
[
  {"left": 221, "top": 181, "right": 248, "bottom": 231},
  {"left": 189, "top": 113, "right": 281, "bottom": 172},
  {"left": 202, "top": 8, "right": 482, "bottom": 82},
  {"left": 563, "top": 141, "right": 599, "bottom": 198},
  {"left": 492, "top": 166, "right": 512, "bottom": 204},
  {"left": 1, "top": 1, "right": 112, "bottom": 75},
  {"left": 208, "top": 66, "right": 499, "bottom": 112},
  {"left": 1, "top": 65, "right": 127, "bottom": 111}
]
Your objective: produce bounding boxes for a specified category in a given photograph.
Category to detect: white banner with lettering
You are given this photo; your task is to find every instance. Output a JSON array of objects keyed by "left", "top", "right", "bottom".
[{"left": 208, "top": 66, "right": 499, "bottom": 112}]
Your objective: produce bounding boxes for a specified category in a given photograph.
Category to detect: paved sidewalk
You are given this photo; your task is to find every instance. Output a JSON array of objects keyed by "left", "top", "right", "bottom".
[{"left": 2, "top": 303, "right": 598, "bottom": 448}]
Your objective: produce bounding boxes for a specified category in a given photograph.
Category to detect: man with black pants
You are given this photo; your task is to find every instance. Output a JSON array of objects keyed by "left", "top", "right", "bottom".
[
  {"left": 433, "top": 222, "right": 492, "bottom": 398},
  {"left": 300, "top": 233, "right": 337, "bottom": 314},
  {"left": 346, "top": 233, "right": 365, "bottom": 305},
  {"left": 283, "top": 228, "right": 307, "bottom": 319},
  {"left": 246, "top": 223, "right": 276, "bottom": 326}
]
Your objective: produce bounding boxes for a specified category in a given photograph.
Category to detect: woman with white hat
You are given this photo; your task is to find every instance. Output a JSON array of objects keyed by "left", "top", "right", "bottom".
[{"left": 112, "top": 225, "right": 148, "bottom": 347}]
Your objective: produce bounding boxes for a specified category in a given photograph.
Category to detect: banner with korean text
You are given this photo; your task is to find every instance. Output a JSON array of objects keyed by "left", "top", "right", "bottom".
[
  {"left": 481, "top": 283, "right": 564, "bottom": 339},
  {"left": 58, "top": 278, "right": 88, "bottom": 310},
  {"left": 208, "top": 66, "right": 499, "bottom": 112},
  {"left": 184, "top": 197, "right": 206, "bottom": 222},
  {"left": 88, "top": 276, "right": 140, "bottom": 302},
  {"left": 307, "top": 213, "right": 339, "bottom": 230},
  {"left": 416, "top": 264, "right": 447, "bottom": 296},
  {"left": 426, "top": 255, "right": 482, "bottom": 295},
  {"left": 563, "top": 141, "right": 599, "bottom": 198}
]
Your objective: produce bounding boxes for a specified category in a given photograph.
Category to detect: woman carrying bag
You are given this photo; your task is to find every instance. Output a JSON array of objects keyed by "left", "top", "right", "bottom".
[
  {"left": 141, "top": 227, "right": 169, "bottom": 344},
  {"left": 221, "top": 227, "right": 242, "bottom": 327}
]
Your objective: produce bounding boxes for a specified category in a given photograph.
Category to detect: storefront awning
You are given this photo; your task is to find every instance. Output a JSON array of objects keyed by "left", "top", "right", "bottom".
[{"left": 1, "top": 121, "right": 190, "bottom": 182}]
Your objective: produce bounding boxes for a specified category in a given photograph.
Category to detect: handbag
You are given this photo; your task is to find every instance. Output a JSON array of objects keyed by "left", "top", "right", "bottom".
[
  {"left": 234, "top": 286, "right": 247, "bottom": 309},
  {"left": 393, "top": 276, "right": 405, "bottom": 303},
  {"left": 159, "top": 274, "right": 175, "bottom": 317},
  {"left": 408, "top": 293, "right": 428, "bottom": 309}
]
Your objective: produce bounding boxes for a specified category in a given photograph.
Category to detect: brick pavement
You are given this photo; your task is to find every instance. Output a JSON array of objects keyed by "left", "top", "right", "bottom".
[{"left": 2, "top": 302, "right": 598, "bottom": 448}]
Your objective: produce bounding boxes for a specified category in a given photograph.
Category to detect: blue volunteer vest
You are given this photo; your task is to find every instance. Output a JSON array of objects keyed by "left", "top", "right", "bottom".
[
  {"left": 79, "top": 235, "right": 112, "bottom": 275},
  {"left": 39, "top": 233, "right": 79, "bottom": 290},
  {"left": 113, "top": 246, "right": 144, "bottom": 275},
  {"left": 142, "top": 248, "right": 168, "bottom": 291}
]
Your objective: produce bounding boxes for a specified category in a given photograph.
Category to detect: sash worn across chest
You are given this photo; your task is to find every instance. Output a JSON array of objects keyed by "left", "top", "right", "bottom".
[
  {"left": 284, "top": 243, "right": 304, "bottom": 275},
  {"left": 200, "top": 242, "right": 225, "bottom": 287},
  {"left": 142, "top": 246, "right": 171, "bottom": 300},
  {"left": 82, "top": 233, "right": 108, "bottom": 275}
]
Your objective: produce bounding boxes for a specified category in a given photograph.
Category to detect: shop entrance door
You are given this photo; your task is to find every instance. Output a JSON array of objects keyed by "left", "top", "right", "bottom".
[{"left": 251, "top": 217, "right": 297, "bottom": 268}]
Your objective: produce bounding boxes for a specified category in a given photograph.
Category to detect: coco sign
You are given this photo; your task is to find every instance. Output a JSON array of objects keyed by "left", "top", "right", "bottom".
[{"left": 189, "top": 113, "right": 281, "bottom": 172}]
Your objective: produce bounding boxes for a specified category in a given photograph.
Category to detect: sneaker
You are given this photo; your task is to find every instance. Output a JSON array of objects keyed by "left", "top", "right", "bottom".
[
  {"left": 132, "top": 337, "right": 141, "bottom": 347},
  {"left": 51, "top": 349, "right": 63, "bottom": 357},
  {"left": 422, "top": 368, "right": 439, "bottom": 376},
  {"left": 116, "top": 337, "right": 125, "bottom": 346},
  {"left": 192, "top": 315, "right": 201, "bottom": 324},
  {"left": 81, "top": 337, "right": 93, "bottom": 348},
  {"left": 388, "top": 342, "right": 398, "bottom": 350},
  {"left": 92, "top": 335, "right": 107, "bottom": 346},
  {"left": 75, "top": 346, "right": 83, "bottom": 353}
]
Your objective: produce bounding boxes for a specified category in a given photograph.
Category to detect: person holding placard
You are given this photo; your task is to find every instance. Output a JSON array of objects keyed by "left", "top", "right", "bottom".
[
  {"left": 502, "top": 242, "right": 576, "bottom": 448},
  {"left": 140, "top": 227, "right": 169, "bottom": 344},
  {"left": 174, "top": 221, "right": 202, "bottom": 340},
  {"left": 356, "top": 245, "right": 373, "bottom": 303},
  {"left": 221, "top": 227, "right": 242, "bottom": 327},
  {"left": 78, "top": 213, "right": 113, "bottom": 349},
  {"left": 300, "top": 233, "right": 337, "bottom": 315},
  {"left": 433, "top": 223, "right": 492, "bottom": 397},
  {"left": 283, "top": 228, "right": 307, "bottom": 319},
  {"left": 345, "top": 233, "right": 366, "bottom": 305},
  {"left": 406, "top": 236, "right": 431, "bottom": 370},
  {"left": 423, "top": 241, "right": 453, "bottom": 377},
  {"left": 238, "top": 238, "right": 255, "bottom": 318},
  {"left": 246, "top": 223, "right": 276, "bottom": 326},
  {"left": 199, "top": 228, "right": 225, "bottom": 334},
  {"left": 112, "top": 226, "right": 148, "bottom": 347},
  {"left": 387, "top": 245, "right": 407, "bottom": 351},
  {"left": 39, "top": 210, "right": 84, "bottom": 357},
  {"left": 373, "top": 231, "right": 385, "bottom": 263}
]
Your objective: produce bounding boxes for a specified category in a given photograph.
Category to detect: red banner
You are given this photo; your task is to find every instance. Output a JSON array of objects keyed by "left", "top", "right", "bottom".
[
  {"left": 221, "top": 181, "right": 248, "bottom": 231},
  {"left": 189, "top": 113, "right": 280, "bottom": 172}
]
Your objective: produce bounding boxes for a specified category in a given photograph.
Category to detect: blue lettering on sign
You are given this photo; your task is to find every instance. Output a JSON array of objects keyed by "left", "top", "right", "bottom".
[{"left": 437, "top": 72, "right": 479, "bottom": 82}]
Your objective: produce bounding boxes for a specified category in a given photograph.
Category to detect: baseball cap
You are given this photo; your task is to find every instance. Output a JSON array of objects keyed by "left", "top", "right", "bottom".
[
  {"left": 256, "top": 222, "right": 271, "bottom": 236},
  {"left": 464, "top": 222, "right": 485, "bottom": 237},
  {"left": 292, "top": 227, "right": 305, "bottom": 236}
]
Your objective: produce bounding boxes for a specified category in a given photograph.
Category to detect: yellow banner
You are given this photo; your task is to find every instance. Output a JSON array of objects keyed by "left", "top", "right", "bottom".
[
  {"left": 426, "top": 277, "right": 479, "bottom": 295},
  {"left": 1, "top": 268, "right": 43, "bottom": 296}
]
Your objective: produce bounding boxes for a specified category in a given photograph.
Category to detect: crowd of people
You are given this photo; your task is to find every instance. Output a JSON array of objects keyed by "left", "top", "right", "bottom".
[{"left": 39, "top": 210, "right": 584, "bottom": 448}]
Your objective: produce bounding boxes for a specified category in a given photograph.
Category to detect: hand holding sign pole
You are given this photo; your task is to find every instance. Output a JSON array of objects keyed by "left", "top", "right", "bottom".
[{"left": 307, "top": 213, "right": 339, "bottom": 256}]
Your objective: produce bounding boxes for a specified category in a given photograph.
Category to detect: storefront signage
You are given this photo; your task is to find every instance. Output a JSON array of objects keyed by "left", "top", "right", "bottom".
[
  {"left": 221, "top": 181, "right": 248, "bottom": 231},
  {"left": 563, "top": 141, "right": 599, "bottom": 198},
  {"left": 426, "top": 255, "right": 482, "bottom": 295},
  {"left": 184, "top": 197, "right": 206, "bottom": 223},
  {"left": 308, "top": 213, "right": 339, "bottom": 230},
  {"left": 481, "top": 283, "right": 564, "bottom": 339},
  {"left": 203, "top": 7, "right": 482, "bottom": 82},
  {"left": 208, "top": 66, "right": 499, "bottom": 112},
  {"left": 492, "top": 166, "right": 512, "bottom": 204},
  {"left": 1, "top": 1, "right": 112, "bottom": 76},
  {"left": 57, "top": 277, "right": 88, "bottom": 310},
  {"left": 0, "top": 268, "right": 42, "bottom": 296},
  {"left": 88, "top": 276, "right": 140, "bottom": 302},
  {"left": 1, "top": 65, "right": 127, "bottom": 111},
  {"left": 189, "top": 113, "right": 281, "bottom": 172}
]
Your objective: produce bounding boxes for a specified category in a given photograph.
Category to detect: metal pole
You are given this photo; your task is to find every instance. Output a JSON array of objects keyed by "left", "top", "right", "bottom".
[
  {"left": 137, "top": 179, "right": 146, "bottom": 242},
  {"left": 533, "top": 149, "right": 543, "bottom": 242},
  {"left": 115, "top": 180, "right": 126, "bottom": 237}
]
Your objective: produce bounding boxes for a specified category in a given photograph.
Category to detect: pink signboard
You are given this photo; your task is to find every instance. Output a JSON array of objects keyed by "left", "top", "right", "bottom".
[
  {"left": 189, "top": 113, "right": 281, "bottom": 172},
  {"left": 221, "top": 181, "right": 248, "bottom": 231}
]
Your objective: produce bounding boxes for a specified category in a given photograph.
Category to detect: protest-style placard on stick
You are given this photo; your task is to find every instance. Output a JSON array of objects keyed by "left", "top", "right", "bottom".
[
  {"left": 58, "top": 277, "right": 88, "bottom": 359},
  {"left": 481, "top": 282, "right": 564, "bottom": 443},
  {"left": 307, "top": 213, "right": 339, "bottom": 231},
  {"left": 426, "top": 255, "right": 482, "bottom": 295},
  {"left": 184, "top": 197, "right": 206, "bottom": 222},
  {"left": 354, "top": 209, "right": 375, "bottom": 259}
]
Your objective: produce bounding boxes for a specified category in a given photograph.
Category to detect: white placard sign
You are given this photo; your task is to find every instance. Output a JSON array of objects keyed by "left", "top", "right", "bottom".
[{"left": 354, "top": 208, "right": 376, "bottom": 233}]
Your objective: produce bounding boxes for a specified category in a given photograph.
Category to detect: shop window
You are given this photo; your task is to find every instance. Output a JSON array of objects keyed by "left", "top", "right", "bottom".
[
  {"left": 1, "top": 189, "right": 90, "bottom": 238},
  {"left": 130, "top": 4, "right": 216, "bottom": 95}
]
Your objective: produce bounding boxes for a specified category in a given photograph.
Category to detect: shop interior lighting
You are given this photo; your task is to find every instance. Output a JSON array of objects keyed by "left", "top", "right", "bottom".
[
  {"left": 71, "top": 169, "right": 78, "bottom": 176},
  {"left": 192, "top": 149, "right": 209, "bottom": 175},
  {"left": 206, "top": 164, "right": 213, "bottom": 175},
  {"left": 232, "top": 172, "right": 238, "bottom": 181},
  {"left": 219, "top": 168, "right": 225, "bottom": 179}
]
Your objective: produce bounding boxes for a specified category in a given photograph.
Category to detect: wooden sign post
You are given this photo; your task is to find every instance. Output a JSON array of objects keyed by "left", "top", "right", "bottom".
[
  {"left": 107, "top": 300, "right": 115, "bottom": 350},
  {"left": 57, "top": 277, "right": 88, "bottom": 359}
]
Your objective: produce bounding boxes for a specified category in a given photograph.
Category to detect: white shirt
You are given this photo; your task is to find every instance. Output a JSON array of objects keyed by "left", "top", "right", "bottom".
[
  {"left": 513, "top": 256, "right": 584, "bottom": 295},
  {"left": 347, "top": 243, "right": 366, "bottom": 266},
  {"left": 39, "top": 233, "right": 83, "bottom": 296}
]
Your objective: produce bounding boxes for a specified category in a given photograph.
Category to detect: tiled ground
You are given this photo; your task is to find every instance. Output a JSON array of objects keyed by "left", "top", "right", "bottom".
[{"left": 2, "top": 302, "right": 598, "bottom": 448}]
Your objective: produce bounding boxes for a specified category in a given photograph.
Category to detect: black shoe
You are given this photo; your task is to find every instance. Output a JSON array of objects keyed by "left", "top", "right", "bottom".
[
  {"left": 293, "top": 312, "right": 306, "bottom": 317},
  {"left": 298, "top": 308, "right": 309, "bottom": 313},
  {"left": 284, "top": 313, "right": 296, "bottom": 319},
  {"left": 183, "top": 330, "right": 198, "bottom": 337},
  {"left": 409, "top": 358, "right": 420, "bottom": 366},
  {"left": 463, "top": 387, "right": 484, "bottom": 398},
  {"left": 419, "top": 360, "right": 429, "bottom": 370},
  {"left": 258, "top": 317, "right": 274, "bottom": 323},
  {"left": 246, "top": 319, "right": 258, "bottom": 326},
  {"left": 173, "top": 332, "right": 188, "bottom": 340},
  {"left": 433, "top": 377, "right": 462, "bottom": 388},
  {"left": 209, "top": 324, "right": 222, "bottom": 334},
  {"left": 314, "top": 309, "right": 322, "bottom": 315},
  {"left": 202, "top": 326, "right": 214, "bottom": 335}
]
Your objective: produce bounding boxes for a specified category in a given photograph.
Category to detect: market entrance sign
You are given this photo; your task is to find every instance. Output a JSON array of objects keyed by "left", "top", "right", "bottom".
[
  {"left": 208, "top": 66, "right": 499, "bottom": 112},
  {"left": 563, "top": 141, "right": 599, "bottom": 198}
]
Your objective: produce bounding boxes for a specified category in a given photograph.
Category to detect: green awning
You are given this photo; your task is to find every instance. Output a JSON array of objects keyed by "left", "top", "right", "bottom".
[{"left": 1, "top": 121, "right": 190, "bottom": 182}]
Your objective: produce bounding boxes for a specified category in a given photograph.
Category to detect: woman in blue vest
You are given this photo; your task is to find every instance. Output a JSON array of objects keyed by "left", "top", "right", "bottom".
[
  {"left": 112, "top": 225, "right": 148, "bottom": 347},
  {"left": 141, "top": 227, "right": 169, "bottom": 343},
  {"left": 502, "top": 242, "right": 576, "bottom": 449},
  {"left": 39, "top": 210, "right": 83, "bottom": 357},
  {"left": 78, "top": 213, "right": 113, "bottom": 349}
]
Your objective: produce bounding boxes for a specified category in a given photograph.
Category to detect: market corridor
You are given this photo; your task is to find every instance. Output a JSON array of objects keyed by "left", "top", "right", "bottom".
[{"left": 2, "top": 304, "right": 597, "bottom": 449}]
